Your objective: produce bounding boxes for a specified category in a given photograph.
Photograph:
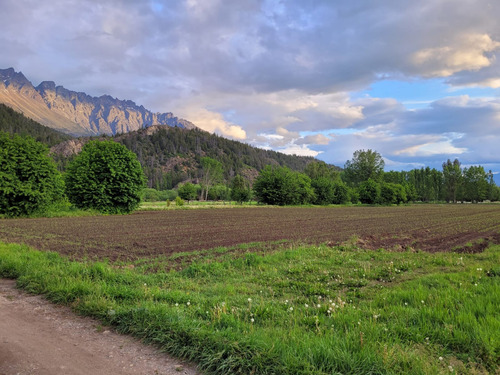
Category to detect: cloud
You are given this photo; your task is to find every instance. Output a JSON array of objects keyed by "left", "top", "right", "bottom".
[
  {"left": 296, "top": 134, "right": 332, "bottom": 146},
  {"left": 1, "top": 0, "right": 500, "bottom": 178},
  {"left": 411, "top": 34, "right": 500, "bottom": 77}
]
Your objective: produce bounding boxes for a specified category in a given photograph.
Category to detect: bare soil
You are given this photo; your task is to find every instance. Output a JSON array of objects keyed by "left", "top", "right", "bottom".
[
  {"left": 0, "top": 279, "right": 200, "bottom": 375},
  {"left": 0, "top": 205, "right": 499, "bottom": 262}
]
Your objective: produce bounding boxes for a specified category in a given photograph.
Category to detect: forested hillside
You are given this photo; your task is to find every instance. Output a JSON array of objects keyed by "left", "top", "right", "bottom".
[
  {"left": 0, "top": 104, "right": 72, "bottom": 146},
  {"left": 115, "top": 126, "right": 318, "bottom": 189},
  {"left": 0, "top": 105, "right": 321, "bottom": 189}
]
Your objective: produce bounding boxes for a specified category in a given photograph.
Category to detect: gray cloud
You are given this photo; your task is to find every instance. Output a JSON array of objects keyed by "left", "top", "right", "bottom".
[{"left": 1, "top": 0, "right": 500, "bottom": 176}]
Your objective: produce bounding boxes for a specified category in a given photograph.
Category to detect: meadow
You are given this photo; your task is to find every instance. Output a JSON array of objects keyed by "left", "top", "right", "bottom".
[{"left": 0, "top": 204, "right": 499, "bottom": 374}]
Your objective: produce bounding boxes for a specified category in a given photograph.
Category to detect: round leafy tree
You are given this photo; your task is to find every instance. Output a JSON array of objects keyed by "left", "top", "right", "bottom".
[
  {"left": 65, "top": 140, "right": 145, "bottom": 214},
  {"left": 0, "top": 132, "right": 64, "bottom": 217}
]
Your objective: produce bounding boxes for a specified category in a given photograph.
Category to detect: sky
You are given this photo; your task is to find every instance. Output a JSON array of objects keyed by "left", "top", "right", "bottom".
[{"left": 1, "top": 0, "right": 500, "bottom": 182}]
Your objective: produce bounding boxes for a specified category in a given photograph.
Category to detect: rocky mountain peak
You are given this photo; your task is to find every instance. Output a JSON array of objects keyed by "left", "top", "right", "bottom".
[
  {"left": 0, "top": 68, "right": 197, "bottom": 136},
  {"left": 0, "top": 68, "right": 33, "bottom": 89}
]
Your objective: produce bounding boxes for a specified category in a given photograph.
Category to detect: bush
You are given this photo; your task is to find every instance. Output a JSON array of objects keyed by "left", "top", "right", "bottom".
[
  {"left": 311, "top": 177, "right": 335, "bottom": 205},
  {"left": 231, "top": 175, "right": 252, "bottom": 203},
  {"left": 253, "top": 165, "right": 315, "bottom": 205},
  {"left": 380, "top": 183, "right": 407, "bottom": 205},
  {"left": 65, "top": 140, "right": 145, "bottom": 214},
  {"left": 358, "top": 179, "right": 381, "bottom": 204},
  {"left": 332, "top": 181, "right": 350, "bottom": 204},
  {"left": 178, "top": 182, "right": 197, "bottom": 201},
  {"left": 175, "top": 196, "right": 184, "bottom": 206},
  {"left": 0, "top": 132, "right": 64, "bottom": 217}
]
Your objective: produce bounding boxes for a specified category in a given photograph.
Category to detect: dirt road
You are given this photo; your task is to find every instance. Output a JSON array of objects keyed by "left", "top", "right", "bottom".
[{"left": 0, "top": 279, "right": 200, "bottom": 375}]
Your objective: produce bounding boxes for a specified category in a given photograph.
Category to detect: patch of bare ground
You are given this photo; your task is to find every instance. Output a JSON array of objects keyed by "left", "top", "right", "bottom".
[
  {"left": 0, "top": 279, "right": 200, "bottom": 375},
  {"left": 0, "top": 205, "right": 499, "bottom": 262}
]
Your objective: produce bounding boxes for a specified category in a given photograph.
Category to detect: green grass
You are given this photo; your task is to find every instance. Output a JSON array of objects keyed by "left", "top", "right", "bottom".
[{"left": 0, "top": 241, "right": 498, "bottom": 374}]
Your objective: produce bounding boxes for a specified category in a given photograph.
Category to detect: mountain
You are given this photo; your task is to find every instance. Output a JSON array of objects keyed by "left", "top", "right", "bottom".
[
  {"left": 0, "top": 68, "right": 196, "bottom": 136},
  {"left": 0, "top": 103, "right": 72, "bottom": 147},
  {"left": 51, "top": 125, "right": 319, "bottom": 189}
]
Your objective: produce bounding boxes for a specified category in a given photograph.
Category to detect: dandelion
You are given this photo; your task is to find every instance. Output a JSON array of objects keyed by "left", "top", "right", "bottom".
[
  {"left": 175, "top": 303, "right": 179, "bottom": 307},
  {"left": 404, "top": 302, "right": 408, "bottom": 306},
  {"left": 251, "top": 318, "right": 255, "bottom": 323},
  {"left": 285, "top": 300, "right": 289, "bottom": 304},
  {"left": 248, "top": 298, "right": 252, "bottom": 302},
  {"left": 439, "top": 357, "right": 444, "bottom": 361},
  {"left": 421, "top": 300, "right": 425, "bottom": 304},
  {"left": 304, "top": 304, "right": 309, "bottom": 308},
  {"left": 448, "top": 365, "right": 454, "bottom": 372},
  {"left": 317, "top": 304, "right": 321, "bottom": 308},
  {"left": 187, "top": 301, "right": 191, "bottom": 306},
  {"left": 289, "top": 307, "right": 293, "bottom": 311}
]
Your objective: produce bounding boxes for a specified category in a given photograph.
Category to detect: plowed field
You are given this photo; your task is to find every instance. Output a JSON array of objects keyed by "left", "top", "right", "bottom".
[{"left": 1, "top": 205, "right": 500, "bottom": 261}]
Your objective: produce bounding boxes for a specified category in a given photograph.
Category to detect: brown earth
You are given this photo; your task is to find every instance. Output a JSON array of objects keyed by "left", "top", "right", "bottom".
[
  {"left": 0, "top": 279, "right": 200, "bottom": 375},
  {"left": 0, "top": 205, "right": 499, "bottom": 263}
]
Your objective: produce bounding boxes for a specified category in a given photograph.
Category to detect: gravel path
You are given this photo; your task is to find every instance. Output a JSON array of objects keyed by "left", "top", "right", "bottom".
[{"left": 0, "top": 279, "right": 200, "bottom": 375}]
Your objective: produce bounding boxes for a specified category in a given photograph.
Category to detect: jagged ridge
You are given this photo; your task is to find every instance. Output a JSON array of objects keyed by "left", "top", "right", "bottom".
[{"left": 0, "top": 68, "right": 196, "bottom": 136}]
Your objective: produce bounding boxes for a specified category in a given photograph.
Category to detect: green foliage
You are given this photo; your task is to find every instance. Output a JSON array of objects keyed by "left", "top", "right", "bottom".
[
  {"left": 200, "top": 157, "right": 223, "bottom": 201},
  {"left": 207, "top": 184, "right": 230, "bottom": 201},
  {"left": 0, "top": 104, "right": 72, "bottom": 147},
  {"left": 65, "top": 140, "right": 146, "bottom": 214},
  {"left": 343, "top": 149, "right": 385, "bottom": 186},
  {"left": 304, "top": 160, "right": 340, "bottom": 180},
  {"left": 0, "top": 132, "right": 64, "bottom": 217},
  {"left": 175, "top": 196, "right": 184, "bottom": 206},
  {"left": 332, "top": 180, "right": 350, "bottom": 204},
  {"left": 462, "top": 166, "right": 489, "bottom": 203},
  {"left": 253, "top": 165, "right": 315, "bottom": 205},
  {"left": 114, "top": 127, "right": 316, "bottom": 190},
  {"left": 311, "top": 177, "right": 335, "bottom": 205},
  {"left": 230, "top": 175, "right": 251, "bottom": 203},
  {"left": 1, "top": 242, "right": 499, "bottom": 374},
  {"left": 442, "top": 159, "right": 462, "bottom": 203},
  {"left": 178, "top": 182, "right": 198, "bottom": 201},
  {"left": 358, "top": 179, "right": 381, "bottom": 204},
  {"left": 142, "top": 188, "right": 177, "bottom": 202},
  {"left": 380, "top": 183, "right": 407, "bottom": 205}
]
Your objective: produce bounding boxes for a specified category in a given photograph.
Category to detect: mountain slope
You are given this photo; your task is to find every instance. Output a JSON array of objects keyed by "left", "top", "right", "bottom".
[
  {"left": 0, "top": 68, "right": 196, "bottom": 136},
  {"left": 0, "top": 103, "right": 73, "bottom": 147},
  {"left": 52, "top": 126, "right": 319, "bottom": 189}
]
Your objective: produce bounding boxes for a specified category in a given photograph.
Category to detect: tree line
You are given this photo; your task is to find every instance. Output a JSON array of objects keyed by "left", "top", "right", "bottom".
[{"left": 1, "top": 132, "right": 499, "bottom": 218}]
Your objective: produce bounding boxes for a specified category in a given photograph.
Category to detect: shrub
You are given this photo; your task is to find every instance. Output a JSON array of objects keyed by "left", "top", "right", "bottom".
[
  {"left": 231, "top": 175, "right": 251, "bottom": 203},
  {"left": 0, "top": 132, "right": 64, "bottom": 217},
  {"left": 175, "top": 196, "right": 184, "bottom": 206},
  {"left": 178, "top": 182, "right": 197, "bottom": 201},
  {"left": 358, "top": 179, "right": 381, "bottom": 204},
  {"left": 253, "top": 165, "right": 315, "bottom": 205},
  {"left": 65, "top": 140, "right": 145, "bottom": 214}
]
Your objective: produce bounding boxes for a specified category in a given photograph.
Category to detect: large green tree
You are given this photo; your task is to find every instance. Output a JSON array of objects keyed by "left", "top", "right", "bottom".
[
  {"left": 442, "top": 159, "right": 462, "bottom": 203},
  {"left": 0, "top": 132, "right": 64, "bottom": 217},
  {"left": 65, "top": 140, "right": 145, "bottom": 214},
  {"left": 200, "top": 157, "right": 223, "bottom": 201},
  {"left": 462, "top": 166, "right": 488, "bottom": 203},
  {"left": 343, "top": 149, "right": 385, "bottom": 186}
]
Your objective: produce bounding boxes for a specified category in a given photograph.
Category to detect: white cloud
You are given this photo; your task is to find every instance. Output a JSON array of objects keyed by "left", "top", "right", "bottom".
[{"left": 411, "top": 34, "right": 500, "bottom": 78}]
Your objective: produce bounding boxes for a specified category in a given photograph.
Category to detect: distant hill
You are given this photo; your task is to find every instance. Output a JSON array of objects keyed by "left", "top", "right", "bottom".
[
  {"left": 52, "top": 126, "right": 321, "bottom": 189},
  {"left": 0, "top": 103, "right": 72, "bottom": 147},
  {"left": 0, "top": 68, "right": 196, "bottom": 136}
]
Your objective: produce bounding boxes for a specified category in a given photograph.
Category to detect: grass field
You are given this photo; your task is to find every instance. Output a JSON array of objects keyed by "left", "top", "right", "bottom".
[{"left": 0, "top": 204, "right": 499, "bottom": 374}]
